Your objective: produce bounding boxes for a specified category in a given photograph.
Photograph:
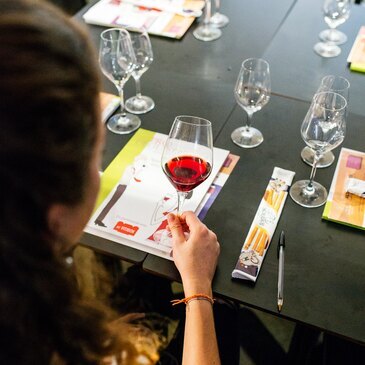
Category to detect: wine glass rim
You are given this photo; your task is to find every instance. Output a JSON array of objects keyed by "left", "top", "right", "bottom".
[
  {"left": 313, "top": 91, "right": 347, "bottom": 111},
  {"left": 241, "top": 58, "right": 269, "bottom": 70},
  {"left": 320, "top": 75, "right": 350, "bottom": 90},
  {"left": 100, "top": 28, "right": 129, "bottom": 41},
  {"left": 174, "top": 115, "right": 212, "bottom": 127}
]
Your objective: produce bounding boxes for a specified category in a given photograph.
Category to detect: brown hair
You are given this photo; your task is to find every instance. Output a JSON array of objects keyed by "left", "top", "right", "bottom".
[{"left": 0, "top": 0, "right": 143, "bottom": 364}]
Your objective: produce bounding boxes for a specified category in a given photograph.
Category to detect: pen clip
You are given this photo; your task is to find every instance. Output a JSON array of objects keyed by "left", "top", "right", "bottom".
[{"left": 277, "top": 230, "right": 285, "bottom": 259}]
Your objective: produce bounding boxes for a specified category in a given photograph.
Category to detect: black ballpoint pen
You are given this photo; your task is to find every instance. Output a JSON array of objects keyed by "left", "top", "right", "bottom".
[{"left": 277, "top": 230, "right": 285, "bottom": 312}]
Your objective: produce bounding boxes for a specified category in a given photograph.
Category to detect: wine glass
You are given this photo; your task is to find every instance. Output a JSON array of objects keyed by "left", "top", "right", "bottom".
[
  {"left": 125, "top": 28, "right": 155, "bottom": 115},
  {"left": 290, "top": 92, "right": 347, "bottom": 208},
  {"left": 231, "top": 58, "right": 271, "bottom": 148},
  {"left": 210, "top": 0, "right": 229, "bottom": 28},
  {"left": 314, "top": 0, "right": 351, "bottom": 58},
  {"left": 319, "top": 0, "right": 350, "bottom": 45},
  {"left": 193, "top": 0, "right": 222, "bottom": 42},
  {"left": 99, "top": 28, "right": 141, "bottom": 134},
  {"left": 301, "top": 75, "right": 350, "bottom": 168},
  {"left": 161, "top": 116, "right": 213, "bottom": 215}
]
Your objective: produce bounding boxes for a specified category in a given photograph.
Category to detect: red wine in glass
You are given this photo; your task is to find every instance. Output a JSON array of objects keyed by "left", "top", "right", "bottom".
[
  {"left": 164, "top": 155, "right": 212, "bottom": 192},
  {"left": 161, "top": 116, "right": 213, "bottom": 215}
]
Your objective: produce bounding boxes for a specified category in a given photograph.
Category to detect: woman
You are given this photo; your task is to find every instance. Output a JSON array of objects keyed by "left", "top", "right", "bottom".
[{"left": 0, "top": 0, "right": 220, "bottom": 364}]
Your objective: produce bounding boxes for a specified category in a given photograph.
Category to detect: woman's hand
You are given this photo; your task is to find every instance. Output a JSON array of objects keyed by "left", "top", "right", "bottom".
[{"left": 167, "top": 211, "right": 220, "bottom": 297}]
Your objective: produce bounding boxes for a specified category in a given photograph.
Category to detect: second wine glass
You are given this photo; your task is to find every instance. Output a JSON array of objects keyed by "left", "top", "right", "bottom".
[
  {"left": 161, "top": 116, "right": 213, "bottom": 215},
  {"left": 125, "top": 28, "right": 155, "bottom": 115},
  {"left": 99, "top": 28, "right": 141, "bottom": 134},
  {"left": 290, "top": 92, "right": 347, "bottom": 208},
  {"left": 231, "top": 58, "right": 271, "bottom": 148},
  {"left": 301, "top": 75, "right": 350, "bottom": 168}
]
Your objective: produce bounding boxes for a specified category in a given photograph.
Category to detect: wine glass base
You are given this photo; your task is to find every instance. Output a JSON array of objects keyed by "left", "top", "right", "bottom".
[
  {"left": 231, "top": 127, "right": 263, "bottom": 148},
  {"left": 319, "top": 29, "right": 347, "bottom": 45},
  {"left": 193, "top": 25, "right": 222, "bottom": 41},
  {"left": 125, "top": 95, "right": 155, "bottom": 114},
  {"left": 290, "top": 180, "right": 328, "bottom": 208},
  {"left": 301, "top": 147, "right": 335, "bottom": 168},
  {"left": 106, "top": 113, "right": 141, "bottom": 134},
  {"left": 314, "top": 42, "right": 341, "bottom": 58},
  {"left": 210, "top": 12, "right": 230, "bottom": 28}
]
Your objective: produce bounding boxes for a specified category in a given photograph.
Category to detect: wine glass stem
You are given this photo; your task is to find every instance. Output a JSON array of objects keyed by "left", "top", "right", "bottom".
[
  {"left": 118, "top": 87, "right": 126, "bottom": 117},
  {"left": 215, "top": 0, "right": 220, "bottom": 12},
  {"left": 177, "top": 191, "right": 188, "bottom": 216},
  {"left": 306, "top": 153, "right": 320, "bottom": 191},
  {"left": 245, "top": 112, "right": 253, "bottom": 132},
  {"left": 134, "top": 77, "right": 142, "bottom": 98},
  {"left": 204, "top": 0, "right": 212, "bottom": 25}
]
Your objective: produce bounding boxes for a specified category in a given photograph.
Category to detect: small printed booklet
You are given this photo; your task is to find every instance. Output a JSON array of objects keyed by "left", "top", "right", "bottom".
[
  {"left": 100, "top": 92, "right": 120, "bottom": 123},
  {"left": 232, "top": 167, "right": 295, "bottom": 282},
  {"left": 84, "top": 129, "right": 238, "bottom": 260},
  {"left": 323, "top": 148, "right": 365, "bottom": 230},
  {"left": 83, "top": 0, "right": 205, "bottom": 39},
  {"left": 347, "top": 26, "right": 365, "bottom": 73}
]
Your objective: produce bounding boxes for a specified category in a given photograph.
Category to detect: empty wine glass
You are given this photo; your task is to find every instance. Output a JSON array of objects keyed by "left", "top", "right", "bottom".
[
  {"left": 290, "top": 92, "right": 347, "bottom": 208},
  {"left": 314, "top": 0, "right": 351, "bottom": 57},
  {"left": 161, "top": 116, "right": 213, "bottom": 215},
  {"left": 301, "top": 75, "right": 350, "bottom": 168},
  {"left": 125, "top": 28, "right": 155, "bottom": 115},
  {"left": 319, "top": 0, "right": 350, "bottom": 45},
  {"left": 210, "top": 0, "right": 229, "bottom": 28},
  {"left": 231, "top": 58, "right": 271, "bottom": 148},
  {"left": 193, "top": 0, "right": 222, "bottom": 42},
  {"left": 99, "top": 28, "right": 141, "bottom": 134}
]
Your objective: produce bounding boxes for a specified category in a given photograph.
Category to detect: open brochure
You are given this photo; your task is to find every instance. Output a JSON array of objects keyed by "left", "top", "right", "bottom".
[
  {"left": 83, "top": 0, "right": 205, "bottom": 39},
  {"left": 323, "top": 148, "right": 365, "bottom": 230},
  {"left": 85, "top": 129, "right": 237, "bottom": 260}
]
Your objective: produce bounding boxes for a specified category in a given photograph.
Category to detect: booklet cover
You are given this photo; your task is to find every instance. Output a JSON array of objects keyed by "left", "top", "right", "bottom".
[
  {"left": 85, "top": 129, "right": 233, "bottom": 259},
  {"left": 83, "top": 0, "right": 204, "bottom": 39},
  {"left": 322, "top": 148, "right": 365, "bottom": 230}
]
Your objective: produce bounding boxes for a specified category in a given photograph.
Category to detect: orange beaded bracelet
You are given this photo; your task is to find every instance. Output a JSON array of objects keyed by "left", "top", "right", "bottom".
[{"left": 171, "top": 294, "right": 215, "bottom": 306}]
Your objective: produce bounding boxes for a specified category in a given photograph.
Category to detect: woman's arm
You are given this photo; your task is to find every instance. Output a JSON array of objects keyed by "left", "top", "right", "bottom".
[{"left": 167, "top": 212, "right": 220, "bottom": 365}]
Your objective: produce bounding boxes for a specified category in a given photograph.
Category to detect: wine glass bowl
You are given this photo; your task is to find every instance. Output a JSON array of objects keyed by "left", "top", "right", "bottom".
[
  {"left": 301, "top": 75, "right": 350, "bottom": 168},
  {"left": 125, "top": 28, "right": 155, "bottom": 114},
  {"left": 290, "top": 92, "right": 347, "bottom": 208},
  {"left": 231, "top": 58, "right": 271, "bottom": 148},
  {"left": 99, "top": 28, "right": 141, "bottom": 134},
  {"left": 161, "top": 116, "right": 213, "bottom": 215},
  {"left": 314, "top": 0, "right": 351, "bottom": 58}
]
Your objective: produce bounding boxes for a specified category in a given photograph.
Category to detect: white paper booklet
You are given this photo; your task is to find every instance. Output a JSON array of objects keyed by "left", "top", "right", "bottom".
[{"left": 85, "top": 129, "right": 229, "bottom": 260}]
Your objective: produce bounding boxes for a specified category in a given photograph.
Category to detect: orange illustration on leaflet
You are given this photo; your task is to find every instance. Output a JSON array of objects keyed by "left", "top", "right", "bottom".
[{"left": 114, "top": 221, "right": 139, "bottom": 236}]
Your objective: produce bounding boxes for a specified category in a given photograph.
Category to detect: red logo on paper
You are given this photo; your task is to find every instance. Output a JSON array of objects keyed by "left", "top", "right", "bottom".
[{"left": 113, "top": 221, "right": 139, "bottom": 236}]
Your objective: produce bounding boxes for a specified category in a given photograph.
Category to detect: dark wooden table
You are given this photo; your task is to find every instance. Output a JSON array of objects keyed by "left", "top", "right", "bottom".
[
  {"left": 77, "top": 0, "right": 365, "bottom": 346},
  {"left": 77, "top": 0, "right": 296, "bottom": 261},
  {"left": 144, "top": 93, "right": 365, "bottom": 345},
  {"left": 263, "top": 0, "right": 365, "bottom": 116}
]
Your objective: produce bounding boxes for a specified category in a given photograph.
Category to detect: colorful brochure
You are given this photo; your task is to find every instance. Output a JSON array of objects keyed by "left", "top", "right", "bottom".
[
  {"left": 347, "top": 26, "right": 365, "bottom": 73},
  {"left": 232, "top": 167, "right": 295, "bottom": 282},
  {"left": 323, "top": 148, "right": 365, "bottom": 230},
  {"left": 85, "top": 129, "right": 233, "bottom": 260},
  {"left": 83, "top": 0, "right": 204, "bottom": 39}
]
